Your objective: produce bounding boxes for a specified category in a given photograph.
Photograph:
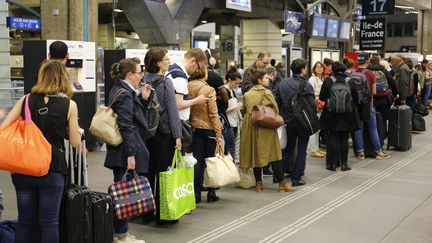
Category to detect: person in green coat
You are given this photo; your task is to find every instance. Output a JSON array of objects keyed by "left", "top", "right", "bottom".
[{"left": 240, "top": 68, "right": 295, "bottom": 193}]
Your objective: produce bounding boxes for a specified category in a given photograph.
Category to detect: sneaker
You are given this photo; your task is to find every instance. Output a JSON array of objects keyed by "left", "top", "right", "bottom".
[
  {"left": 376, "top": 151, "right": 390, "bottom": 159},
  {"left": 357, "top": 152, "right": 365, "bottom": 160},
  {"left": 114, "top": 235, "right": 145, "bottom": 243},
  {"left": 311, "top": 151, "right": 325, "bottom": 158}
]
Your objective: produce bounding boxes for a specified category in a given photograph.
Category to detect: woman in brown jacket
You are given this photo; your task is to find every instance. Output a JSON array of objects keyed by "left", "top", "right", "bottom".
[
  {"left": 240, "top": 68, "right": 294, "bottom": 192},
  {"left": 188, "top": 66, "right": 223, "bottom": 204}
]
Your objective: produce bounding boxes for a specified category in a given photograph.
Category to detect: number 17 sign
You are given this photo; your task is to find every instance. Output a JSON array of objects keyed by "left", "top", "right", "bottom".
[{"left": 362, "top": 0, "right": 395, "bottom": 16}]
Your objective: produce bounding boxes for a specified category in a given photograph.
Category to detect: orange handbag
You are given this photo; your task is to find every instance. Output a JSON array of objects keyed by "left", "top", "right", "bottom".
[
  {"left": 251, "top": 91, "right": 284, "bottom": 129},
  {"left": 0, "top": 94, "right": 52, "bottom": 176}
]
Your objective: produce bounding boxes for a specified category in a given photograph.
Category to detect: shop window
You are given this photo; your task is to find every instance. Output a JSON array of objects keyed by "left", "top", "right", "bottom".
[
  {"left": 404, "top": 23, "right": 414, "bottom": 36},
  {"left": 387, "top": 24, "right": 393, "bottom": 37}
]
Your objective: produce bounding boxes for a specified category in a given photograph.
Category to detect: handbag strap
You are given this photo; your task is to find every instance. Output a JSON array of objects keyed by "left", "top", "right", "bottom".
[
  {"left": 214, "top": 144, "right": 224, "bottom": 156},
  {"left": 170, "top": 149, "right": 186, "bottom": 168},
  {"left": 108, "top": 89, "right": 126, "bottom": 108},
  {"left": 121, "top": 170, "right": 139, "bottom": 181},
  {"left": 24, "top": 94, "right": 32, "bottom": 124}
]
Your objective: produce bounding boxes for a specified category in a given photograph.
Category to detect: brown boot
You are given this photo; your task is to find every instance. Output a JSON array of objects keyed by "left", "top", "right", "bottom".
[
  {"left": 255, "top": 182, "right": 264, "bottom": 192},
  {"left": 278, "top": 182, "right": 295, "bottom": 192}
]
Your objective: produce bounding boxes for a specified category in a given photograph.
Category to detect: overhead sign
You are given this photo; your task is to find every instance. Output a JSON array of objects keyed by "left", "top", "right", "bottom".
[
  {"left": 360, "top": 17, "right": 386, "bottom": 51},
  {"left": 284, "top": 11, "right": 303, "bottom": 34},
  {"left": 6, "top": 16, "right": 40, "bottom": 30},
  {"left": 362, "top": 0, "right": 395, "bottom": 16},
  {"left": 226, "top": 0, "right": 251, "bottom": 12}
]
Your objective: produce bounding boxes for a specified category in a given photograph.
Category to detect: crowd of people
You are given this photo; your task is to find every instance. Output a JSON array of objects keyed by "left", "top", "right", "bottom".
[{"left": 1, "top": 41, "right": 431, "bottom": 243}]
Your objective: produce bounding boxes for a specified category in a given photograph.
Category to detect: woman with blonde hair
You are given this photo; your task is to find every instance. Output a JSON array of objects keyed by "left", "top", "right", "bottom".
[
  {"left": 1, "top": 60, "right": 81, "bottom": 243},
  {"left": 240, "top": 68, "right": 295, "bottom": 192},
  {"left": 188, "top": 60, "right": 223, "bottom": 203}
]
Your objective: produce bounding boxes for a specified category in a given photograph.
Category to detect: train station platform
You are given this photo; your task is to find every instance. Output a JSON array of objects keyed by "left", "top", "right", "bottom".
[{"left": 1, "top": 115, "right": 432, "bottom": 243}]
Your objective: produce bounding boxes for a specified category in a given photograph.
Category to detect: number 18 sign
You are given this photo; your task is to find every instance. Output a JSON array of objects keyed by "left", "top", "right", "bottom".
[{"left": 362, "top": 0, "right": 395, "bottom": 16}]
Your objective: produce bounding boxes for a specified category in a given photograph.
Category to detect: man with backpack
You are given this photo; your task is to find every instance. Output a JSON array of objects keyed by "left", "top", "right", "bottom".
[
  {"left": 276, "top": 58, "right": 316, "bottom": 186},
  {"left": 368, "top": 56, "right": 398, "bottom": 138},
  {"left": 351, "top": 53, "right": 389, "bottom": 160}
]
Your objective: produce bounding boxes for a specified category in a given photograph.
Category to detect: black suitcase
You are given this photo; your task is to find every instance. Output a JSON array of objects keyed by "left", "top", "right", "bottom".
[
  {"left": 91, "top": 192, "right": 114, "bottom": 243},
  {"left": 60, "top": 139, "right": 93, "bottom": 243},
  {"left": 363, "top": 112, "right": 385, "bottom": 157},
  {"left": 387, "top": 105, "right": 412, "bottom": 151}
]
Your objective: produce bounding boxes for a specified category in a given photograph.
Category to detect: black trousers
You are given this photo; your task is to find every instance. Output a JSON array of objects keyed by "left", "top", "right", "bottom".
[
  {"left": 192, "top": 128, "right": 216, "bottom": 196},
  {"left": 327, "top": 131, "right": 349, "bottom": 167},
  {"left": 253, "top": 161, "right": 285, "bottom": 183},
  {"left": 146, "top": 131, "right": 176, "bottom": 221}
]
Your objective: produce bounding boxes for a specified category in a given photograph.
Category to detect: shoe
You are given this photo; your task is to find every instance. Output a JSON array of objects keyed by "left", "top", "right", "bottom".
[
  {"left": 255, "top": 182, "right": 264, "bottom": 192},
  {"left": 115, "top": 235, "right": 146, "bottom": 243},
  {"left": 195, "top": 194, "right": 201, "bottom": 204},
  {"left": 326, "top": 165, "right": 336, "bottom": 171},
  {"left": 341, "top": 164, "right": 351, "bottom": 171},
  {"left": 155, "top": 219, "right": 179, "bottom": 226},
  {"left": 311, "top": 151, "right": 325, "bottom": 158},
  {"left": 318, "top": 150, "right": 327, "bottom": 156},
  {"left": 376, "top": 151, "right": 390, "bottom": 159},
  {"left": 278, "top": 182, "right": 295, "bottom": 192},
  {"left": 357, "top": 152, "right": 365, "bottom": 160},
  {"left": 291, "top": 180, "right": 306, "bottom": 186},
  {"left": 207, "top": 190, "right": 219, "bottom": 202}
]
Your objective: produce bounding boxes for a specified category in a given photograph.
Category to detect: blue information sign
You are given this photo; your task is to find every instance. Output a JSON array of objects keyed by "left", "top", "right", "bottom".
[
  {"left": 6, "top": 16, "right": 41, "bottom": 30},
  {"left": 284, "top": 11, "right": 303, "bottom": 34}
]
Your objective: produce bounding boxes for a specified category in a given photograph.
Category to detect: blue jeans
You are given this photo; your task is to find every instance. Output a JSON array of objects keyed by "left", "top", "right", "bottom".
[
  {"left": 223, "top": 127, "right": 237, "bottom": 161},
  {"left": 354, "top": 107, "right": 382, "bottom": 153},
  {"left": 113, "top": 167, "right": 132, "bottom": 238},
  {"left": 283, "top": 128, "right": 309, "bottom": 183},
  {"left": 423, "top": 83, "right": 431, "bottom": 107},
  {"left": 11, "top": 171, "right": 65, "bottom": 243}
]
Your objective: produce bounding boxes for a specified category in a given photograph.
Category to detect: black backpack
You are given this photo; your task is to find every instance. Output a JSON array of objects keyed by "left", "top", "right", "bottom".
[
  {"left": 290, "top": 80, "right": 320, "bottom": 137},
  {"left": 326, "top": 76, "right": 353, "bottom": 114},
  {"left": 146, "top": 77, "right": 165, "bottom": 137}
]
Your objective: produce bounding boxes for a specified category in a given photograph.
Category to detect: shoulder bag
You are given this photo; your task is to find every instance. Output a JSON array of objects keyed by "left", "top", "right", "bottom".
[
  {"left": 251, "top": 91, "right": 284, "bottom": 129},
  {"left": 89, "top": 89, "right": 125, "bottom": 146},
  {"left": 0, "top": 94, "right": 52, "bottom": 176}
]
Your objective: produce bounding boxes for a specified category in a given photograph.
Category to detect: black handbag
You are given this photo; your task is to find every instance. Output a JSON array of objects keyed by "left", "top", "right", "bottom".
[{"left": 181, "top": 120, "right": 194, "bottom": 146}]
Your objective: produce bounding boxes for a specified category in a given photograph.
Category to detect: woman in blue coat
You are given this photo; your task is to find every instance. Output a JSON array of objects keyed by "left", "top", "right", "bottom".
[{"left": 104, "top": 57, "right": 152, "bottom": 243}]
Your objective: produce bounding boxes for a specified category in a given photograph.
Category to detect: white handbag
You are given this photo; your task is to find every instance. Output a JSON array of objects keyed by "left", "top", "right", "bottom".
[
  {"left": 89, "top": 89, "right": 125, "bottom": 146},
  {"left": 203, "top": 145, "right": 240, "bottom": 187},
  {"left": 236, "top": 167, "right": 256, "bottom": 189}
]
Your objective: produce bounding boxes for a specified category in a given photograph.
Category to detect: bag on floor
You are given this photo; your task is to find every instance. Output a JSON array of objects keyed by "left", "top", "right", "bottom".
[
  {"left": 203, "top": 145, "right": 240, "bottom": 187},
  {"left": 108, "top": 170, "right": 155, "bottom": 220},
  {"left": 236, "top": 167, "right": 256, "bottom": 189},
  {"left": 159, "top": 150, "right": 196, "bottom": 220},
  {"left": 0, "top": 220, "right": 16, "bottom": 243},
  {"left": 0, "top": 94, "right": 51, "bottom": 177},
  {"left": 412, "top": 113, "right": 426, "bottom": 132}
]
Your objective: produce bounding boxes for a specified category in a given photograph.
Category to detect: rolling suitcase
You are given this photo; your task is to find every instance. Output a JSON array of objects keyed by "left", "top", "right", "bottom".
[
  {"left": 363, "top": 112, "right": 385, "bottom": 157},
  {"left": 60, "top": 138, "right": 93, "bottom": 243},
  {"left": 387, "top": 105, "right": 412, "bottom": 151},
  {"left": 91, "top": 192, "right": 113, "bottom": 243}
]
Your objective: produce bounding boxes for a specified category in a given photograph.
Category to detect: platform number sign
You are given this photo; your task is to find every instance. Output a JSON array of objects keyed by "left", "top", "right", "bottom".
[
  {"left": 221, "top": 40, "right": 234, "bottom": 52},
  {"left": 362, "top": 0, "right": 395, "bottom": 16}
]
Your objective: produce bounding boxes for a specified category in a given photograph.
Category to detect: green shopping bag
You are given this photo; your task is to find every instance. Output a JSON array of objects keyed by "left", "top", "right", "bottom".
[{"left": 159, "top": 149, "right": 196, "bottom": 220}]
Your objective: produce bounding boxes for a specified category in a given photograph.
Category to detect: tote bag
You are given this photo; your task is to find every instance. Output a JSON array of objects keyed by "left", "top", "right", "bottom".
[
  {"left": 89, "top": 89, "right": 125, "bottom": 146},
  {"left": 108, "top": 170, "right": 155, "bottom": 220},
  {"left": 159, "top": 150, "right": 195, "bottom": 220},
  {"left": 203, "top": 145, "right": 240, "bottom": 188},
  {"left": 0, "top": 94, "right": 51, "bottom": 176}
]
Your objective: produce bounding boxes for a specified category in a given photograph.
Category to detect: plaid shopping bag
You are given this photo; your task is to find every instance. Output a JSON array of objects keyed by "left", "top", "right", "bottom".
[{"left": 108, "top": 170, "right": 155, "bottom": 220}]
